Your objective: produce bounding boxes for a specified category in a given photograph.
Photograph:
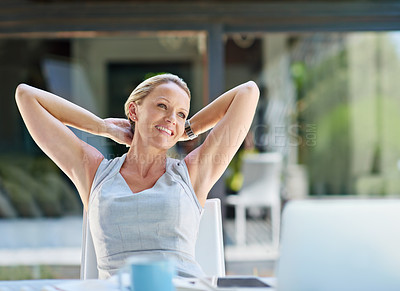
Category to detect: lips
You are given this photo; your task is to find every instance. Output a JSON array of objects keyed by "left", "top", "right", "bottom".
[{"left": 155, "top": 125, "right": 174, "bottom": 136}]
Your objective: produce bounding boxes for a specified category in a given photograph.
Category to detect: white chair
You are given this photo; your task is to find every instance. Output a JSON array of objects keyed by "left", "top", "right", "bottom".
[
  {"left": 80, "top": 198, "right": 225, "bottom": 279},
  {"left": 80, "top": 209, "right": 98, "bottom": 280},
  {"left": 195, "top": 198, "right": 225, "bottom": 277},
  {"left": 226, "top": 152, "right": 282, "bottom": 248}
]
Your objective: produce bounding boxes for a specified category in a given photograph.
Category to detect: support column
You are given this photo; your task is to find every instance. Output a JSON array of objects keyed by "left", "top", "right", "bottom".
[
  {"left": 207, "top": 24, "right": 225, "bottom": 101},
  {"left": 206, "top": 23, "right": 226, "bottom": 213}
]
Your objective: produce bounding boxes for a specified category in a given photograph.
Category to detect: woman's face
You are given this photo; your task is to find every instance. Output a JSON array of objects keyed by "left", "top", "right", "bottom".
[{"left": 131, "top": 82, "right": 190, "bottom": 150}]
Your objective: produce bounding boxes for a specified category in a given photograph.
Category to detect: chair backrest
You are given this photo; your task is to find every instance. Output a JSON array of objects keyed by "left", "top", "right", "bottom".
[
  {"left": 240, "top": 152, "right": 282, "bottom": 200},
  {"left": 195, "top": 198, "right": 225, "bottom": 277},
  {"left": 81, "top": 198, "right": 225, "bottom": 279},
  {"left": 80, "top": 209, "right": 98, "bottom": 279}
]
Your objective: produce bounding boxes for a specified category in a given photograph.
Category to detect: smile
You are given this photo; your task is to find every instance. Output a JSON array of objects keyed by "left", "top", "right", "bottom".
[{"left": 155, "top": 126, "right": 173, "bottom": 136}]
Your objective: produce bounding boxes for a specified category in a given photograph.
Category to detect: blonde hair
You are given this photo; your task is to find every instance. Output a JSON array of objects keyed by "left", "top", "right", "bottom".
[{"left": 125, "top": 73, "right": 190, "bottom": 119}]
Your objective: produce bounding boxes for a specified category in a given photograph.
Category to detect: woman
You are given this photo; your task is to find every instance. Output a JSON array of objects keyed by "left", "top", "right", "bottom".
[{"left": 15, "top": 73, "right": 259, "bottom": 278}]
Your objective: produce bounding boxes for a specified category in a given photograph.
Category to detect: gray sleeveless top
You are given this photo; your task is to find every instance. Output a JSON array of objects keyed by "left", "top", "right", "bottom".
[{"left": 88, "top": 153, "right": 205, "bottom": 279}]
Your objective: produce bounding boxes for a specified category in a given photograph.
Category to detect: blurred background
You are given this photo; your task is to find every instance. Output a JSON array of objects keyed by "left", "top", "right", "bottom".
[{"left": 1, "top": 0, "right": 400, "bottom": 280}]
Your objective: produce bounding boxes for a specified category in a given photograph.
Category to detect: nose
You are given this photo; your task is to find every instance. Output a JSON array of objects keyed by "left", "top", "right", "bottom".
[{"left": 166, "top": 112, "right": 176, "bottom": 125}]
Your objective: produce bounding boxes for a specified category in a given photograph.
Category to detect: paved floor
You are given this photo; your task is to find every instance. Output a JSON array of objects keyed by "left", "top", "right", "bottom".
[
  {"left": 223, "top": 218, "right": 278, "bottom": 276},
  {"left": 224, "top": 219, "right": 272, "bottom": 246},
  {"left": 0, "top": 216, "right": 278, "bottom": 278},
  {"left": 0, "top": 217, "right": 82, "bottom": 249}
]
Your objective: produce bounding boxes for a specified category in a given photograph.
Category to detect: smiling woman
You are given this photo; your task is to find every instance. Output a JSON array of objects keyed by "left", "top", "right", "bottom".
[
  {"left": 15, "top": 73, "right": 259, "bottom": 279},
  {"left": 125, "top": 81, "right": 190, "bottom": 151},
  {"left": 123, "top": 73, "right": 191, "bottom": 136}
]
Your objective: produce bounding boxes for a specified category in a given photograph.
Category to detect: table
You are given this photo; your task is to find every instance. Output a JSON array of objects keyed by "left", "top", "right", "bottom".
[
  {"left": 0, "top": 279, "right": 121, "bottom": 291},
  {"left": 0, "top": 277, "right": 277, "bottom": 291},
  {"left": 0, "top": 279, "right": 78, "bottom": 291}
]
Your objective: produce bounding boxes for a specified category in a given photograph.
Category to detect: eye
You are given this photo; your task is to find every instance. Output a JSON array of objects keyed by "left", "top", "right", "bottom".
[
  {"left": 158, "top": 103, "right": 167, "bottom": 109},
  {"left": 178, "top": 112, "right": 186, "bottom": 119}
]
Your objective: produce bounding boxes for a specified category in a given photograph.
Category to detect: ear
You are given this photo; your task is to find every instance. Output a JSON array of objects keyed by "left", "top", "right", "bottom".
[{"left": 128, "top": 102, "right": 138, "bottom": 121}]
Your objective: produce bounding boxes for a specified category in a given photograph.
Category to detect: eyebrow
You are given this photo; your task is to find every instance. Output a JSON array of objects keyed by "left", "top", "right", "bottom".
[{"left": 157, "top": 96, "right": 189, "bottom": 113}]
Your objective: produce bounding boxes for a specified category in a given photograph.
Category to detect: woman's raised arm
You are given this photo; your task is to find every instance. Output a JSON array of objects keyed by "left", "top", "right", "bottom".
[
  {"left": 15, "top": 84, "right": 132, "bottom": 209},
  {"left": 184, "top": 81, "right": 259, "bottom": 206}
]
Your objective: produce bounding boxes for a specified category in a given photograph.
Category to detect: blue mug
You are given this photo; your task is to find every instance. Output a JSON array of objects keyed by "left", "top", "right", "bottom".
[{"left": 119, "top": 256, "right": 176, "bottom": 291}]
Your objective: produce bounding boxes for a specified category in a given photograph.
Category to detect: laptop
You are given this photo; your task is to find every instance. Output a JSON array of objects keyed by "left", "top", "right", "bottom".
[{"left": 276, "top": 199, "right": 400, "bottom": 291}]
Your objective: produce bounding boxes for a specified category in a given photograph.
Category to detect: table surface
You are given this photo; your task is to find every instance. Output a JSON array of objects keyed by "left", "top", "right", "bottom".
[
  {"left": 0, "top": 277, "right": 277, "bottom": 291},
  {"left": 0, "top": 279, "right": 78, "bottom": 291}
]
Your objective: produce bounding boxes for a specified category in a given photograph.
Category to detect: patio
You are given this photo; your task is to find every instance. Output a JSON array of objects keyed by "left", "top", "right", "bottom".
[{"left": 0, "top": 216, "right": 278, "bottom": 279}]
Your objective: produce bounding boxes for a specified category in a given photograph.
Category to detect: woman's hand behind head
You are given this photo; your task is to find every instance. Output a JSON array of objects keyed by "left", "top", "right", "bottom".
[{"left": 104, "top": 118, "right": 133, "bottom": 147}]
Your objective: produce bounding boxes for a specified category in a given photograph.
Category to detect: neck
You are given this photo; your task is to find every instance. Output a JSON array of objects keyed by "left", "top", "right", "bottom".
[{"left": 124, "top": 139, "right": 167, "bottom": 178}]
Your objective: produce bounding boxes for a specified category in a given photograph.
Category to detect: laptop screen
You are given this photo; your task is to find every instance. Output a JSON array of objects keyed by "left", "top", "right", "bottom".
[{"left": 276, "top": 199, "right": 400, "bottom": 291}]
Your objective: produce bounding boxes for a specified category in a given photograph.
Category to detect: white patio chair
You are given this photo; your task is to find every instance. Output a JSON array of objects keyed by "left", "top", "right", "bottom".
[
  {"left": 226, "top": 152, "right": 282, "bottom": 247},
  {"left": 80, "top": 198, "right": 225, "bottom": 279}
]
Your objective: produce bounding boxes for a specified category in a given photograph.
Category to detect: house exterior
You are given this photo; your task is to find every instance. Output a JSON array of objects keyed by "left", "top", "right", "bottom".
[{"left": 1, "top": 1, "right": 400, "bottom": 219}]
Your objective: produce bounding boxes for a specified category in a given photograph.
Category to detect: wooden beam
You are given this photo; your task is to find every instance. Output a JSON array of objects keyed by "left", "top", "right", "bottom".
[{"left": 1, "top": 2, "right": 400, "bottom": 37}]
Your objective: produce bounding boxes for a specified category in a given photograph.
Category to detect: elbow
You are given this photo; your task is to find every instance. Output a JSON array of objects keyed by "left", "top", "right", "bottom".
[
  {"left": 243, "top": 81, "right": 260, "bottom": 100},
  {"left": 15, "top": 83, "right": 31, "bottom": 103},
  {"left": 15, "top": 83, "right": 27, "bottom": 99},
  {"left": 246, "top": 81, "right": 259, "bottom": 93}
]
